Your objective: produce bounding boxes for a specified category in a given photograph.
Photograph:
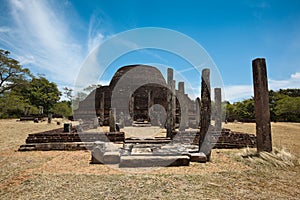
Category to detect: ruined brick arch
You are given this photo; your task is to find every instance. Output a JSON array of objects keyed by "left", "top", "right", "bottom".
[
  {"left": 74, "top": 64, "right": 193, "bottom": 127},
  {"left": 130, "top": 83, "right": 181, "bottom": 125},
  {"left": 110, "top": 65, "right": 169, "bottom": 124}
]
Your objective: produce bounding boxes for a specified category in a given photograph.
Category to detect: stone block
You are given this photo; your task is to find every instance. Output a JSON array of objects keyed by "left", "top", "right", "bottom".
[
  {"left": 190, "top": 152, "right": 207, "bottom": 163},
  {"left": 91, "top": 146, "right": 104, "bottom": 164},
  {"left": 119, "top": 155, "right": 190, "bottom": 168},
  {"left": 103, "top": 152, "right": 120, "bottom": 164},
  {"left": 131, "top": 147, "right": 152, "bottom": 156},
  {"left": 64, "top": 123, "right": 72, "bottom": 132}
]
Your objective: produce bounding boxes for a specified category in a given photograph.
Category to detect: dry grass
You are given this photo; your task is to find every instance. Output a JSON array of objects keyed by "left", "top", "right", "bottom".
[
  {"left": 239, "top": 147, "right": 299, "bottom": 168},
  {"left": 0, "top": 119, "right": 299, "bottom": 199},
  {"left": 224, "top": 122, "right": 300, "bottom": 155}
]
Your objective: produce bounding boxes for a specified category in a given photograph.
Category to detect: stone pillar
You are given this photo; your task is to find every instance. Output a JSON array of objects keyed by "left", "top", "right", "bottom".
[
  {"left": 148, "top": 90, "right": 151, "bottom": 122},
  {"left": 178, "top": 82, "right": 185, "bottom": 94},
  {"left": 167, "top": 68, "right": 173, "bottom": 85},
  {"left": 185, "top": 94, "right": 189, "bottom": 129},
  {"left": 214, "top": 88, "right": 222, "bottom": 132},
  {"left": 109, "top": 108, "right": 116, "bottom": 132},
  {"left": 178, "top": 82, "right": 186, "bottom": 131},
  {"left": 24, "top": 106, "right": 30, "bottom": 116},
  {"left": 252, "top": 58, "right": 272, "bottom": 153},
  {"left": 64, "top": 123, "right": 72, "bottom": 133},
  {"left": 195, "top": 97, "right": 201, "bottom": 128},
  {"left": 100, "top": 92, "right": 105, "bottom": 124},
  {"left": 166, "top": 68, "right": 174, "bottom": 137},
  {"left": 38, "top": 106, "right": 44, "bottom": 115},
  {"left": 129, "top": 96, "right": 134, "bottom": 121},
  {"left": 48, "top": 113, "right": 52, "bottom": 124},
  {"left": 172, "top": 80, "right": 176, "bottom": 131},
  {"left": 199, "top": 68, "right": 211, "bottom": 161}
]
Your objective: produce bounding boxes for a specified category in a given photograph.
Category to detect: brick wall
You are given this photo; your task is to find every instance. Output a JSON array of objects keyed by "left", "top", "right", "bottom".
[{"left": 172, "top": 129, "right": 256, "bottom": 148}]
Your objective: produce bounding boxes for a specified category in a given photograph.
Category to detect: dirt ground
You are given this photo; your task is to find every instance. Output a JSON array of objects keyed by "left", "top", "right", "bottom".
[{"left": 0, "top": 119, "right": 299, "bottom": 199}]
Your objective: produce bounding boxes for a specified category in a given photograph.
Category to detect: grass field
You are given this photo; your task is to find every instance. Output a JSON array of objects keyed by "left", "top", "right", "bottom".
[{"left": 0, "top": 119, "right": 299, "bottom": 199}]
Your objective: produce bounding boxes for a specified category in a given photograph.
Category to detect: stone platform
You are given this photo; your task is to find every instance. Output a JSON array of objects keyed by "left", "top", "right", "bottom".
[
  {"left": 90, "top": 142, "right": 207, "bottom": 167},
  {"left": 18, "top": 128, "right": 125, "bottom": 151},
  {"left": 119, "top": 155, "right": 190, "bottom": 167},
  {"left": 18, "top": 128, "right": 256, "bottom": 151}
]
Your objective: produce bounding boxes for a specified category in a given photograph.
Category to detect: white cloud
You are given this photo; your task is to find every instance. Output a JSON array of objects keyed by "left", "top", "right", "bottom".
[
  {"left": 88, "top": 32, "right": 104, "bottom": 53},
  {"left": 269, "top": 72, "right": 300, "bottom": 90},
  {"left": 87, "top": 11, "right": 113, "bottom": 53},
  {"left": 0, "top": 27, "right": 11, "bottom": 33},
  {"left": 225, "top": 71, "right": 300, "bottom": 102},
  {"left": 16, "top": 54, "right": 36, "bottom": 65},
  {"left": 0, "top": 0, "right": 84, "bottom": 85},
  {"left": 291, "top": 72, "right": 300, "bottom": 79},
  {"left": 0, "top": 0, "right": 110, "bottom": 88},
  {"left": 224, "top": 85, "right": 254, "bottom": 102}
]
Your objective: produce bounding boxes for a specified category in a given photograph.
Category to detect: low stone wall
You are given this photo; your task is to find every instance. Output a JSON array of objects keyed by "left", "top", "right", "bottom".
[
  {"left": 19, "top": 128, "right": 125, "bottom": 151},
  {"left": 25, "top": 130, "right": 125, "bottom": 144},
  {"left": 19, "top": 142, "right": 94, "bottom": 151},
  {"left": 19, "top": 128, "right": 256, "bottom": 151},
  {"left": 172, "top": 129, "right": 256, "bottom": 148}
]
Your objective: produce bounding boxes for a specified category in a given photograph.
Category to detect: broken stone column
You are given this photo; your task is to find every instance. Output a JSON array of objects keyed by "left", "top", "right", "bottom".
[
  {"left": 178, "top": 82, "right": 187, "bottom": 131},
  {"left": 185, "top": 93, "right": 190, "bottom": 129},
  {"left": 100, "top": 92, "right": 105, "bottom": 125},
  {"left": 166, "top": 68, "right": 174, "bottom": 137},
  {"left": 252, "top": 58, "right": 272, "bottom": 153},
  {"left": 148, "top": 90, "right": 153, "bottom": 122},
  {"left": 48, "top": 113, "right": 52, "bottom": 124},
  {"left": 195, "top": 97, "right": 201, "bottom": 128},
  {"left": 214, "top": 88, "right": 222, "bottom": 132},
  {"left": 172, "top": 80, "right": 176, "bottom": 129},
  {"left": 91, "top": 141, "right": 105, "bottom": 164},
  {"left": 64, "top": 123, "right": 72, "bottom": 132},
  {"left": 129, "top": 96, "right": 134, "bottom": 121},
  {"left": 38, "top": 106, "right": 44, "bottom": 115},
  {"left": 24, "top": 106, "right": 30, "bottom": 116},
  {"left": 109, "top": 108, "right": 116, "bottom": 132},
  {"left": 178, "top": 82, "right": 184, "bottom": 94},
  {"left": 199, "top": 68, "right": 212, "bottom": 161}
]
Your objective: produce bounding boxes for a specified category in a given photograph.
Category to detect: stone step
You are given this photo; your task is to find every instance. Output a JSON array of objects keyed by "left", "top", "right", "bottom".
[
  {"left": 119, "top": 155, "right": 190, "bottom": 167},
  {"left": 190, "top": 152, "right": 207, "bottom": 163},
  {"left": 18, "top": 142, "right": 94, "bottom": 151},
  {"left": 125, "top": 139, "right": 171, "bottom": 144}
]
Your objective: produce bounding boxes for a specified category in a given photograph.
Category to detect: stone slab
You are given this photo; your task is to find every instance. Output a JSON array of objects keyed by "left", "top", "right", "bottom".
[
  {"left": 103, "top": 152, "right": 120, "bottom": 164},
  {"left": 131, "top": 147, "right": 153, "bottom": 156},
  {"left": 124, "top": 139, "right": 171, "bottom": 144},
  {"left": 190, "top": 152, "right": 207, "bottom": 163},
  {"left": 18, "top": 142, "right": 94, "bottom": 151},
  {"left": 119, "top": 155, "right": 190, "bottom": 168}
]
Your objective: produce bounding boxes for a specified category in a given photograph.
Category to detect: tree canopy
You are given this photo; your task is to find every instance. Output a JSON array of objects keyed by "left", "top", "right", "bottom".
[
  {"left": 0, "top": 48, "right": 69, "bottom": 118},
  {"left": 0, "top": 50, "right": 32, "bottom": 94},
  {"left": 226, "top": 89, "right": 300, "bottom": 122},
  {"left": 23, "top": 77, "right": 61, "bottom": 113}
]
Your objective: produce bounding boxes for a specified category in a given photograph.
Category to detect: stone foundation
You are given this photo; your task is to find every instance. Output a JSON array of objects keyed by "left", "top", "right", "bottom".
[
  {"left": 172, "top": 128, "right": 256, "bottom": 148},
  {"left": 19, "top": 128, "right": 125, "bottom": 151}
]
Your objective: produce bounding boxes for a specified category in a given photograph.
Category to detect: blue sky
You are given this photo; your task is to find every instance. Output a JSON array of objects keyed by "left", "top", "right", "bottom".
[{"left": 0, "top": 0, "right": 300, "bottom": 102}]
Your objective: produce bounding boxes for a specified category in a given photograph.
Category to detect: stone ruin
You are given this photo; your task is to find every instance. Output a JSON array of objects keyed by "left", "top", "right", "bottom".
[
  {"left": 19, "top": 64, "right": 259, "bottom": 167},
  {"left": 73, "top": 65, "right": 198, "bottom": 129}
]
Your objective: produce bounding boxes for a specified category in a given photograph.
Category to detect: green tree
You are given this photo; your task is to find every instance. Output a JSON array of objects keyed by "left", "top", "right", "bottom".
[
  {"left": 225, "top": 99, "right": 255, "bottom": 122},
  {"left": 23, "top": 77, "right": 61, "bottom": 113},
  {"left": 225, "top": 101, "right": 236, "bottom": 122},
  {"left": 275, "top": 96, "right": 300, "bottom": 122},
  {"left": 51, "top": 101, "right": 72, "bottom": 117},
  {"left": 0, "top": 49, "right": 32, "bottom": 94},
  {"left": 278, "top": 89, "right": 300, "bottom": 97}
]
